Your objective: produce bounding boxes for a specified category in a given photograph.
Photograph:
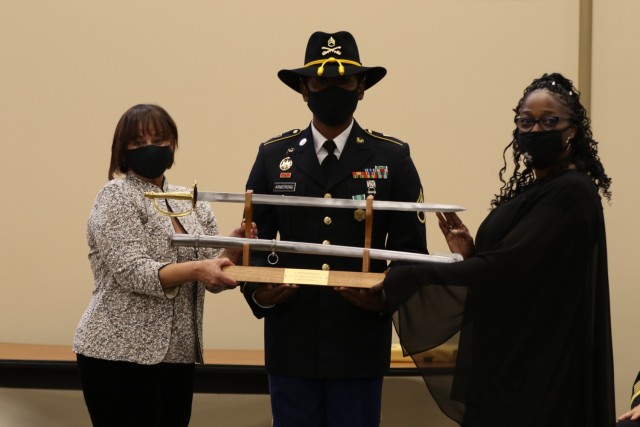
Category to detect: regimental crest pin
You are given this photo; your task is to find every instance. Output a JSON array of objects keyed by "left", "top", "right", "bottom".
[
  {"left": 367, "top": 180, "right": 377, "bottom": 195},
  {"left": 322, "top": 37, "right": 342, "bottom": 56},
  {"left": 279, "top": 157, "right": 293, "bottom": 171}
]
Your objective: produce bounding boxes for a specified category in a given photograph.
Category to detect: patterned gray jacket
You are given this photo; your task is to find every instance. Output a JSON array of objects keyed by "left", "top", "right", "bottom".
[{"left": 73, "top": 173, "right": 220, "bottom": 365}]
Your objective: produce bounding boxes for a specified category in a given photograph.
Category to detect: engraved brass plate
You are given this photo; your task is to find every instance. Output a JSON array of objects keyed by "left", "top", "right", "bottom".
[{"left": 283, "top": 268, "right": 330, "bottom": 286}]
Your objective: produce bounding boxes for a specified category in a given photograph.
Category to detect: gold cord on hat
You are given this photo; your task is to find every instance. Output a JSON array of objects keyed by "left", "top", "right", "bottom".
[{"left": 304, "top": 57, "right": 362, "bottom": 77}]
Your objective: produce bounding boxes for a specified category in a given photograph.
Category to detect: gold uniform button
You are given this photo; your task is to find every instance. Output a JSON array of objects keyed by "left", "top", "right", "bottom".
[
  {"left": 322, "top": 263, "right": 330, "bottom": 271},
  {"left": 324, "top": 193, "right": 332, "bottom": 199},
  {"left": 324, "top": 216, "right": 332, "bottom": 225},
  {"left": 322, "top": 240, "right": 331, "bottom": 245}
]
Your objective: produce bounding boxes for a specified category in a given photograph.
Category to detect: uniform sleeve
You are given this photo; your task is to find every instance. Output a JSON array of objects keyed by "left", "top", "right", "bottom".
[
  {"left": 241, "top": 144, "right": 278, "bottom": 318},
  {"left": 385, "top": 143, "right": 428, "bottom": 259},
  {"left": 631, "top": 371, "right": 640, "bottom": 409}
]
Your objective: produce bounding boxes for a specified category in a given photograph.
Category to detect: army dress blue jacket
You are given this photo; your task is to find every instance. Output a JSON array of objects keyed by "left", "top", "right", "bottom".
[{"left": 242, "top": 121, "right": 428, "bottom": 378}]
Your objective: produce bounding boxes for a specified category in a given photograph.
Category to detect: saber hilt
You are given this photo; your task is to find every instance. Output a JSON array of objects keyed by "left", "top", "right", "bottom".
[{"left": 144, "top": 182, "right": 199, "bottom": 218}]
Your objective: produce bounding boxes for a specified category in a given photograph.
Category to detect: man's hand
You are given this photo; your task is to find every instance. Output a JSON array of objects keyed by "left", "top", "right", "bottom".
[
  {"left": 618, "top": 405, "right": 640, "bottom": 422},
  {"left": 254, "top": 283, "right": 299, "bottom": 306},
  {"left": 335, "top": 286, "right": 385, "bottom": 312}
]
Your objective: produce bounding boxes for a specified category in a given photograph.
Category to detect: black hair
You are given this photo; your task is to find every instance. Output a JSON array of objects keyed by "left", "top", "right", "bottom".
[{"left": 491, "top": 72, "right": 612, "bottom": 207}]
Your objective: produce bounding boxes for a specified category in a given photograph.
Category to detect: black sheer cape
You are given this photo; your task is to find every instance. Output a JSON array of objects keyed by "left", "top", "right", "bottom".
[{"left": 384, "top": 170, "right": 615, "bottom": 427}]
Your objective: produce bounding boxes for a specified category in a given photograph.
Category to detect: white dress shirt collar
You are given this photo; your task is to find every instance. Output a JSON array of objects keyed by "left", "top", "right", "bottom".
[{"left": 311, "top": 119, "right": 354, "bottom": 161}]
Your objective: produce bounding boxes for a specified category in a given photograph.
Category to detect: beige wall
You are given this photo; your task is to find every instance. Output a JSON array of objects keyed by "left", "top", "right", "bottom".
[
  {"left": 0, "top": 0, "right": 637, "bottom": 425},
  {"left": 593, "top": 0, "right": 640, "bottom": 414}
]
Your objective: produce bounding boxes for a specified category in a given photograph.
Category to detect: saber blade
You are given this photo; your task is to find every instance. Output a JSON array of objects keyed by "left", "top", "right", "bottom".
[
  {"left": 172, "top": 235, "right": 462, "bottom": 264},
  {"left": 196, "top": 192, "right": 464, "bottom": 213}
]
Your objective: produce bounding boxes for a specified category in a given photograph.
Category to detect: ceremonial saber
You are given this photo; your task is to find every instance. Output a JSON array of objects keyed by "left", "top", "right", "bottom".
[
  {"left": 144, "top": 183, "right": 465, "bottom": 217},
  {"left": 173, "top": 235, "right": 461, "bottom": 264},
  {"left": 147, "top": 184, "right": 465, "bottom": 287},
  {"left": 172, "top": 235, "right": 461, "bottom": 288},
  {"left": 193, "top": 192, "right": 465, "bottom": 213}
]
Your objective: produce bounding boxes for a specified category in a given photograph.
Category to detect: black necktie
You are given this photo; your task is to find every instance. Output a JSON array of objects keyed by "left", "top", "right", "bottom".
[{"left": 321, "top": 140, "right": 338, "bottom": 183}]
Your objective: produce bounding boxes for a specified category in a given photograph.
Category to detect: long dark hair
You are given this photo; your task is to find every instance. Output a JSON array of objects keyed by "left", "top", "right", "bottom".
[
  {"left": 491, "top": 73, "right": 611, "bottom": 207},
  {"left": 108, "top": 104, "right": 178, "bottom": 180}
]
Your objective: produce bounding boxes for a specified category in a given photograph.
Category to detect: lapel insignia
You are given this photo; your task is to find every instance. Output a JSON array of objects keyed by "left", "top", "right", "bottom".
[
  {"left": 279, "top": 157, "right": 293, "bottom": 171},
  {"left": 356, "top": 137, "right": 364, "bottom": 144},
  {"left": 299, "top": 138, "right": 307, "bottom": 146}
]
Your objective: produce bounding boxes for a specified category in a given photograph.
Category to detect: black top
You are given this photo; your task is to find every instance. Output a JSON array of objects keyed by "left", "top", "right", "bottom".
[
  {"left": 242, "top": 121, "right": 427, "bottom": 378},
  {"left": 384, "top": 170, "right": 615, "bottom": 426}
]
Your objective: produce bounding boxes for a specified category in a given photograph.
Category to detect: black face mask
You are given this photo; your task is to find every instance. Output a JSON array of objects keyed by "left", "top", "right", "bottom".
[
  {"left": 307, "top": 85, "right": 359, "bottom": 126},
  {"left": 125, "top": 145, "right": 173, "bottom": 179},
  {"left": 517, "top": 130, "right": 566, "bottom": 169}
]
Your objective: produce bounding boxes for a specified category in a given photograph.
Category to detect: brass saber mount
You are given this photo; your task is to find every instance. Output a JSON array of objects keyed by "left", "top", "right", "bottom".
[{"left": 144, "top": 182, "right": 199, "bottom": 217}]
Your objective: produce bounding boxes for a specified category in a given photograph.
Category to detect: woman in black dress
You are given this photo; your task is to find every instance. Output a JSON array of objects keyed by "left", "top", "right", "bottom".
[{"left": 377, "top": 73, "right": 615, "bottom": 426}]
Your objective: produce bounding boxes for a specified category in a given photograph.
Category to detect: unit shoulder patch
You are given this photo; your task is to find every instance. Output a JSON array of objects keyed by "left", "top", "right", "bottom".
[
  {"left": 263, "top": 129, "right": 301, "bottom": 145},
  {"left": 364, "top": 129, "right": 405, "bottom": 146}
]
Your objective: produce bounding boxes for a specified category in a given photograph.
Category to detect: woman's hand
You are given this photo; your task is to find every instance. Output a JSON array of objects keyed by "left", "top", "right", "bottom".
[
  {"left": 197, "top": 257, "right": 238, "bottom": 293},
  {"left": 436, "top": 212, "right": 475, "bottom": 259}
]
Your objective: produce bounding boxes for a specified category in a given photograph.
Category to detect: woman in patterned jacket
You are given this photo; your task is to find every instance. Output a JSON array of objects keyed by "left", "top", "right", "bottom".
[{"left": 73, "top": 104, "right": 255, "bottom": 427}]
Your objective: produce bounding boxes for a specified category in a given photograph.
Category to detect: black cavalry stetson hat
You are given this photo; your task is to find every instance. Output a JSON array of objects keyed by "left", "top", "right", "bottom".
[{"left": 278, "top": 31, "right": 387, "bottom": 93}]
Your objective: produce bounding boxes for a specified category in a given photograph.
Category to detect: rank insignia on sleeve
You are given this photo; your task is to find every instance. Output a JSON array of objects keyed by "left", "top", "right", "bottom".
[{"left": 416, "top": 188, "right": 426, "bottom": 224}]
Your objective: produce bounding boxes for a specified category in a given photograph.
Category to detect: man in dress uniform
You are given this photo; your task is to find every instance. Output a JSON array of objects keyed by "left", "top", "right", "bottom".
[{"left": 242, "top": 31, "right": 428, "bottom": 427}]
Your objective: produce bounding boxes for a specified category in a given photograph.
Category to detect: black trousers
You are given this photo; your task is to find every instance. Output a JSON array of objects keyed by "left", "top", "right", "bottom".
[{"left": 77, "top": 354, "right": 195, "bottom": 427}]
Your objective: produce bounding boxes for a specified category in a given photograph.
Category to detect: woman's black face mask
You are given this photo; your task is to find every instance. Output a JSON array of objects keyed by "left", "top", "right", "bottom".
[
  {"left": 517, "top": 129, "right": 568, "bottom": 169},
  {"left": 125, "top": 145, "right": 173, "bottom": 179}
]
